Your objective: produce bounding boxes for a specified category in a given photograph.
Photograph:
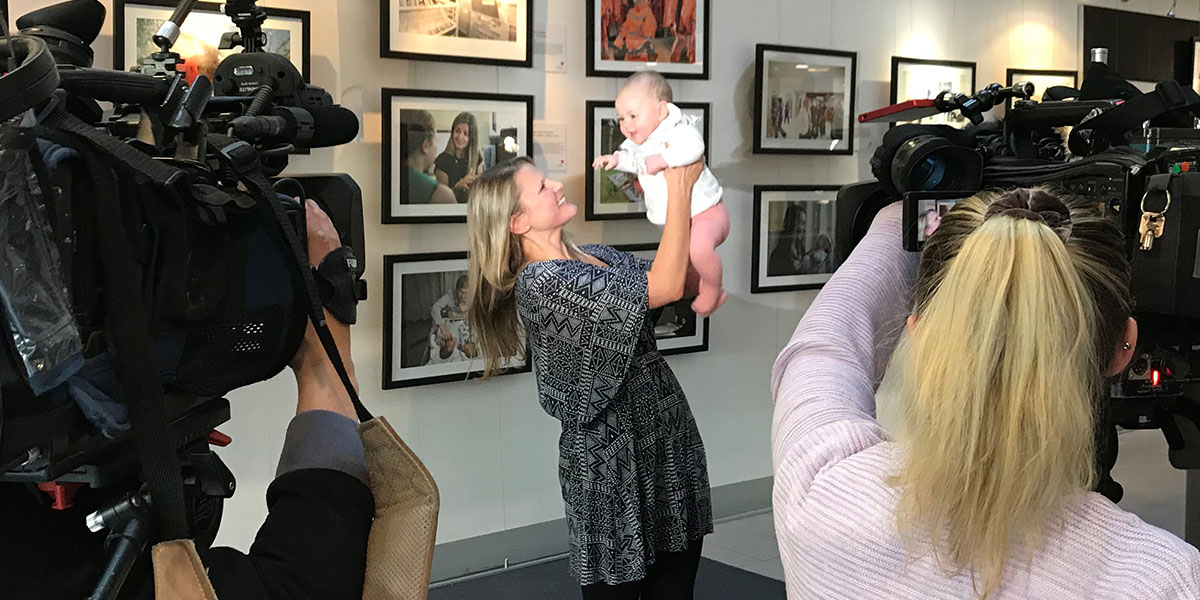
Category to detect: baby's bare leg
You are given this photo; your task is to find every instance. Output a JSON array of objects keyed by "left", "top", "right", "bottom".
[{"left": 689, "top": 202, "right": 730, "bottom": 317}]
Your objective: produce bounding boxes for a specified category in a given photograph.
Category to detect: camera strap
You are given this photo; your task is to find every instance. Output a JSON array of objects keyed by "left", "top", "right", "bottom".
[
  {"left": 209, "top": 135, "right": 373, "bottom": 423},
  {"left": 39, "top": 104, "right": 191, "bottom": 540},
  {"left": 1076, "top": 80, "right": 1200, "bottom": 145}
]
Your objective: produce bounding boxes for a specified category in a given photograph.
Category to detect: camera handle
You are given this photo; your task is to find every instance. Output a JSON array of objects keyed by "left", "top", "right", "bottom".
[
  {"left": 220, "top": 0, "right": 269, "bottom": 54},
  {"left": 86, "top": 490, "right": 155, "bottom": 600}
]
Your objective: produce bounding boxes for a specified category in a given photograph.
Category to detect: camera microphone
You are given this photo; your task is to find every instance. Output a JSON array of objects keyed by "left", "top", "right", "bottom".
[{"left": 229, "top": 105, "right": 359, "bottom": 148}]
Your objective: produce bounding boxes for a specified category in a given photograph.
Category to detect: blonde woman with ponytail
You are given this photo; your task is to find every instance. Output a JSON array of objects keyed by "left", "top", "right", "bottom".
[
  {"left": 467, "top": 156, "right": 713, "bottom": 599},
  {"left": 771, "top": 189, "right": 1200, "bottom": 599}
]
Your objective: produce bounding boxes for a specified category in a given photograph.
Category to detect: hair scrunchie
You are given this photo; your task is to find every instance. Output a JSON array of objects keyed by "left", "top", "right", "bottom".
[{"left": 983, "top": 188, "right": 1073, "bottom": 244}]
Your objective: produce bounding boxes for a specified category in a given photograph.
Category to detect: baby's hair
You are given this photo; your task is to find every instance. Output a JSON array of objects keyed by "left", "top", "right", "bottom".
[{"left": 621, "top": 70, "right": 673, "bottom": 103}]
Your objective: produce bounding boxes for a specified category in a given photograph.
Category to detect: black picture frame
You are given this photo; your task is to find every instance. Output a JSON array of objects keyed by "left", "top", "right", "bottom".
[
  {"left": 380, "top": 0, "right": 532, "bottom": 68},
  {"left": 382, "top": 88, "right": 534, "bottom": 224},
  {"left": 1005, "top": 68, "right": 1079, "bottom": 103},
  {"left": 751, "top": 184, "right": 844, "bottom": 293},
  {"left": 383, "top": 252, "right": 530, "bottom": 389},
  {"left": 611, "top": 243, "right": 710, "bottom": 356},
  {"left": 113, "top": 0, "right": 311, "bottom": 80},
  {"left": 889, "top": 56, "right": 976, "bottom": 128},
  {"left": 584, "top": 100, "right": 710, "bottom": 221},
  {"left": 752, "top": 44, "right": 857, "bottom": 155},
  {"left": 585, "top": 0, "right": 711, "bottom": 80}
]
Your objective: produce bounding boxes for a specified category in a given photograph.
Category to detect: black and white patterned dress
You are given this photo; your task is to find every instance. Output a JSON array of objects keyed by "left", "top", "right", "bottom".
[{"left": 515, "top": 244, "right": 713, "bottom": 586}]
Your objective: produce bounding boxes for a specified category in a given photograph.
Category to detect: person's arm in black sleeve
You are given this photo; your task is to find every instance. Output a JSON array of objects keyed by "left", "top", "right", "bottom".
[{"left": 200, "top": 199, "right": 374, "bottom": 600}]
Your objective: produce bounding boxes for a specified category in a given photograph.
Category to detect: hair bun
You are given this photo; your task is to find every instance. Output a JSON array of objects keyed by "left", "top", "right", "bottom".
[{"left": 983, "top": 188, "right": 1073, "bottom": 243}]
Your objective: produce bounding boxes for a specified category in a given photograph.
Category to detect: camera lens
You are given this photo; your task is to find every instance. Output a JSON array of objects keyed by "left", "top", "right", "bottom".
[
  {"left": 890, "top": 135, "right": 984, "bottom": 195},
  {"left": 912, "top": 156, "right": 948, "bottom": 190}
]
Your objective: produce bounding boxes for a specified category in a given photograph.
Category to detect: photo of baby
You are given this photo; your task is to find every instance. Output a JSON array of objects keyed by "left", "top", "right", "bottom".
[
  {"left": 385, "top": 253, "right": 529, "bottom": 388},
  {"left": 399, "top": 272, "right": 478, "bottom": 368}
]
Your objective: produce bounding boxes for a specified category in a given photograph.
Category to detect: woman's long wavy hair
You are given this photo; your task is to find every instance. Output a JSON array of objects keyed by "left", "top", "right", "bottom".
[
  {"left": 466, "top": 157, "right": 582, "bottom": 377},
  {"left": 442, "top": 112, "right": 482, "bottom": 174},
  {"left": 891, "top": 188, "right": 1132, "bottom": 599}
]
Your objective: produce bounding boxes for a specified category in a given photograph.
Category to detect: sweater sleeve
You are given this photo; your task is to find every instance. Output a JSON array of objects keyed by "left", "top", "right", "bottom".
[
  {"left": 770, "top": 202, "right": 917, "bottom": 505},
  {"left": 613, "top": 147, "right": 640, "bottom": 174}
]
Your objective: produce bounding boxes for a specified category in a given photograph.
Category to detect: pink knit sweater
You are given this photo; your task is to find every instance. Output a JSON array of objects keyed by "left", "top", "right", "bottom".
[{"left": 770, "top": 203, "right": 1200, "bottom": 599}]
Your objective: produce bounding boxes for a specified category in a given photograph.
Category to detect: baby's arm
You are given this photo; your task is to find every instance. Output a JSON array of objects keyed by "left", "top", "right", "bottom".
[
  {"left": 659, "top": 121, "right": 706, "bottom": 167},
  {"left": 612, "top": 149, "right": 641, "bottom": 174}
]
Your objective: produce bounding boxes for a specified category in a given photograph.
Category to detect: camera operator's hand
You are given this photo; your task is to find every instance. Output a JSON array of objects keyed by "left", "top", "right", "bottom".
[{"left": 291, "top": 199, "right": 360, "bottom": 421}]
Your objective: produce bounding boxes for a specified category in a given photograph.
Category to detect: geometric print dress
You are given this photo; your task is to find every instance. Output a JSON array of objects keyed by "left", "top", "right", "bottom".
[{"left": 515, "top": 244, "right": 713, "bottom": 586}]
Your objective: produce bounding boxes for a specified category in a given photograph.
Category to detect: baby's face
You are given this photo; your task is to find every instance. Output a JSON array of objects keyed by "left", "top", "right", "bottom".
[{"left": 615, "top": 88, "right": 666, "bottom": 146}]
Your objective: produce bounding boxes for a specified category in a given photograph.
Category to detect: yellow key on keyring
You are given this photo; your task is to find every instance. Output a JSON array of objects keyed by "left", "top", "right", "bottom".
[{"left": 1138, "top": 188, "right": 1172, "bottom": 252}]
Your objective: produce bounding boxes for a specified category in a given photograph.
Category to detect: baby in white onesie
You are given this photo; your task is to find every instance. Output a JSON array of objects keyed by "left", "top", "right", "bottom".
[{"left": 592, "top": 71, "right": 729, "bottom": 317}]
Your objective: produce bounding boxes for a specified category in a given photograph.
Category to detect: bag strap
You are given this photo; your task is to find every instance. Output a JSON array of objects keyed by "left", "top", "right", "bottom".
[
  {"left": 46, "top": 106, "right": 190, "bottom": 540},
  {"left": 209, "top": 135, "right": 372, "bottom": 423}
]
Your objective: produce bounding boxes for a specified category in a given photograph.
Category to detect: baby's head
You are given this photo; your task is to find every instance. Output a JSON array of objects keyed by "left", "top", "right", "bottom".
[{"left": 615, "top": 71, "right": 672, "bottom": 145}]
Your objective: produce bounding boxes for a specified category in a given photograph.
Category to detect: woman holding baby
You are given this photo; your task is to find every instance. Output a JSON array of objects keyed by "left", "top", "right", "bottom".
[{"left": 465, "top": 72, "right": 716, "bottom": 600}]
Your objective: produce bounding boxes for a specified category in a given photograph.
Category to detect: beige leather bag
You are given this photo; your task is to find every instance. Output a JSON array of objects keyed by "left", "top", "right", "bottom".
[{"left": 152, "top": 416, "right": 440, "bottom": 600}]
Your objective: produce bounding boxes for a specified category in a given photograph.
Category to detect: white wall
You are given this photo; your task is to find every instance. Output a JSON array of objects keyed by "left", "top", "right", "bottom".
[{"left": 9, "top": 0, "right": 1197, "bottom": 553}]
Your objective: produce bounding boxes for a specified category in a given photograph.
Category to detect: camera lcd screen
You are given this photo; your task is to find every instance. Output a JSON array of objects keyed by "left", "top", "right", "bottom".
[{"left": 903, "top": 191, "right": 972, "bottom": 252}]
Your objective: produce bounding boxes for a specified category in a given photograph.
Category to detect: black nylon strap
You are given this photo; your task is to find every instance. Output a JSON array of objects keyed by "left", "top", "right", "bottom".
[
  {"left": 1078, "top": 80, "right": 1200, "bottom": 143},
  {"left": 211, "top": 135, "right": 372, "bottom": 423},
  {"left": 41, "top": 103, "right": 185, "bottom": 188},
  {"left": 50, "top": 109, "right": 189, "bottom": 539}
]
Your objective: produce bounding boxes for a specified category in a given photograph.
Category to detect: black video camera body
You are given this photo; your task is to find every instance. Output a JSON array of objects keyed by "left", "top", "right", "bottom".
[
  {"left": 841, "top": 67, "right": 1200, "bottom": 479},
  {"left": 0, "top": 1, "right": 367, "bottom": 594}
]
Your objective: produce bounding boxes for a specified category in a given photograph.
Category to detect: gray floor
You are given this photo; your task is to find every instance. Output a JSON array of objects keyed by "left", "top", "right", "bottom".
[
  {"left": 703, "top": 511, "right": 784, "bottom": 581},
  {"left": 704, "top": 427, "right": 1189, "bottom": 582}
]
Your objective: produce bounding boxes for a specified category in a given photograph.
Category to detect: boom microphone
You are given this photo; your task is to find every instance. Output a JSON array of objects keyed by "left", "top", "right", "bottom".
[{"left": 229, "top": 105, "right": 359, "bottom": 148}]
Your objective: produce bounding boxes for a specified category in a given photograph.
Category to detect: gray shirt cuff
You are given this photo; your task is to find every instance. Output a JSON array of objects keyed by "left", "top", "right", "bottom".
[{"left": 275, "top": 409, "right": 369, "bottom": 486}]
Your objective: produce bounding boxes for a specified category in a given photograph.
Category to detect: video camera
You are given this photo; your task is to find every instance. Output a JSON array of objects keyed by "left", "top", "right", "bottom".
[
  {"left": 0, "top": 0, "right": 366, "bottom": 597},
  {"left": 840, "top": 53, "right": 1200, "bottom": 501}
]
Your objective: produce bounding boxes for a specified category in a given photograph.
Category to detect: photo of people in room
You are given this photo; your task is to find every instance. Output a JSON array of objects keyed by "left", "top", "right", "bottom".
[
  {"left": 599, "top": 0, "right": 698, "bottom": 64},
  {"left": 765, "top": 198, "right": 838, "bottom": 278}
]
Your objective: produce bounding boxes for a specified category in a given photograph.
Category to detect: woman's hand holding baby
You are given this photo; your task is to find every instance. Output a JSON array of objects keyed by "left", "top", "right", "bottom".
[{"left": 593, "top": 154, "right": 620, "bottom": 170}]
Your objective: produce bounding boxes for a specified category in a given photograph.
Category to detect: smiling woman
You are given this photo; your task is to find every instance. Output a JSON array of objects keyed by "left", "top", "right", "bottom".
[{"left": 466, "top": 156, "right": 715, "bottom": 598}]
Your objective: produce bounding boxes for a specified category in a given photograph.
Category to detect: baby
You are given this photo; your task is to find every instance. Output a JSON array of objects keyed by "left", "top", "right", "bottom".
[{"left": 592, "top": 71, "right": 728, "bottom": 317}]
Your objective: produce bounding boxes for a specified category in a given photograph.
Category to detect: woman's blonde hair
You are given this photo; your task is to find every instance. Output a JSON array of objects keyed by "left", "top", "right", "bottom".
[
  {"left": 892, "top": 187, "right": 1132, "bottom": 598},
  {"left": 443, "top": 112, "right": 483, "bottom": 174},
  {"left": 466, "top": 157, "right": 582, "bottom": 377}
]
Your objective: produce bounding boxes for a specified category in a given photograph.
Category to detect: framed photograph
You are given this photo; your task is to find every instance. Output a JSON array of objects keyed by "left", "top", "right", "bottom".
[
  {"left": 753, "top": 44, "right": 856, "bottom": 155},
  {"left": 383, "top": 252, "right": 529, "bottom": 389},
  {"left": 612, "top": 243, "right": 709, "bottom": 356},
  {"left": 114, "top": 0, "right": 310, "bottom": 82},
  {"left": 1006, "top": 68, "right": 1078, "bottom": 104},
  {"left": 1193, "top": 38, "right": 1200, "bottom": 94},
  {"left": 584, "top": 100, "right": 709, "bottom": 221},
  {"left": 586, "top": 0, "right": 710, "bottom": 79},
  {"left": 752, "top": 185, "right": 842, "bottom": 293},
  {"left": 890, "top": 56, "right": 976, "bottom": 128},
  {"left": 383, "top": 88, "right": 533, "bottom": 224},
  {"left": 380, "top": 0, "right": 531, "bottom": 68}
]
